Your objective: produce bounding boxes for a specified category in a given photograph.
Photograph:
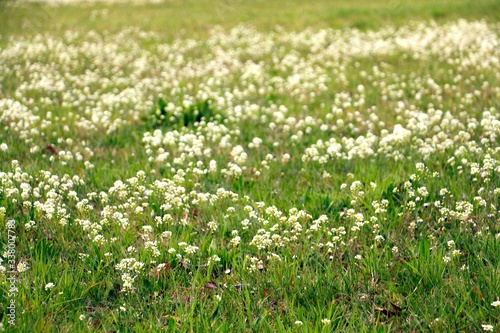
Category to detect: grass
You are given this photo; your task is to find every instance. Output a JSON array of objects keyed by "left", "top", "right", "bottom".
[
  {"left": 0, "top": 0, "right": 499, "bottom": 41},
  {"left": 0, "top": 0, "right": 500, "bottom": 332}
]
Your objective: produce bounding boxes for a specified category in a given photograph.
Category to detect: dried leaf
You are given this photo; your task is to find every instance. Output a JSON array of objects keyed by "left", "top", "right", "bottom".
[
  {"left": 179, "top": 260, "right": 190, "bottom": 269},
  {"left": 92, "top": 318, "right": 100, "bottom": 328},
  {"left": 374, "top": 306, "right": 397, "bottom": 318},
  {"left": 474, "top": 287, "right": 485, "bottom": 300},
  {"left": 45, "top": 144, "right": 58, "bottom": 155},
  {"left": 374, "top": 301, "right": 406, "bottom": 319},
  {"left": 150, "top": 268, "right": 160, "bottom": 279},
  {"left": 150, "top": 264, "right": 170, "bottom": 279},
  {"left": 390, "top": 302, "right": 403, "bottom": 314},
  {"left": 191, "top": 208, "right": 199, "bottom": 219},
  {"left": 205, "top": 282, "right": 217, "bottom": 290}
]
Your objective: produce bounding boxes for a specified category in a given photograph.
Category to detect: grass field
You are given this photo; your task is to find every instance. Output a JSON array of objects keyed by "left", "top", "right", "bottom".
[
  {"left": 1, "top": 0, "right": 500, "bottom": 332},
  {"left": 1, "top": 0, "right": 500, "bottom": 39}
]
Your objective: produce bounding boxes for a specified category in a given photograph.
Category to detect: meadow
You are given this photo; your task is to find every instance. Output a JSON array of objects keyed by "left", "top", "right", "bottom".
[{"left": 0, "top": 0, "right": 500, "bottom": 331}]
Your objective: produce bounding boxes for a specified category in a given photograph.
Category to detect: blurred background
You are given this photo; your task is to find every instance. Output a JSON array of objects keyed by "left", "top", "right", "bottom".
[{"left": 1, "top": 0, "right": 500, "bottom": 42}]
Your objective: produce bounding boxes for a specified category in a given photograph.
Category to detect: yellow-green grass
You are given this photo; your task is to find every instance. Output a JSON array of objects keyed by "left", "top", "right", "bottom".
[{"left": 1, "top": 0, "right": 499, "bottom": 41}]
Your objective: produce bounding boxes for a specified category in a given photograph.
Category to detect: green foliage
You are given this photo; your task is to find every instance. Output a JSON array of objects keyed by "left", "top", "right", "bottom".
[{"left": 144, "top": 98, "right": 220, "bottom": 129}]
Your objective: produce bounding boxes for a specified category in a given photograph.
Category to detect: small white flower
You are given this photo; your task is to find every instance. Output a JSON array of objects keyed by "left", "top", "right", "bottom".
[
  {"left": 17, "top": 261, "right": 29, "bottom": 272},
  {"left": 45, "top": 283, "right": 55, "bottom": 290},
  {"left": 294, "top": 320, "right": 303, "bottom": 326},
  {"left": 321, "top": 318, "right": 331, "bottom": 325},
  {"left": 492, "top": 300, "right": 500, "bottom": 307},
  {"left": 482, "top": 324, "right": 493, "bottom": 331}
]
